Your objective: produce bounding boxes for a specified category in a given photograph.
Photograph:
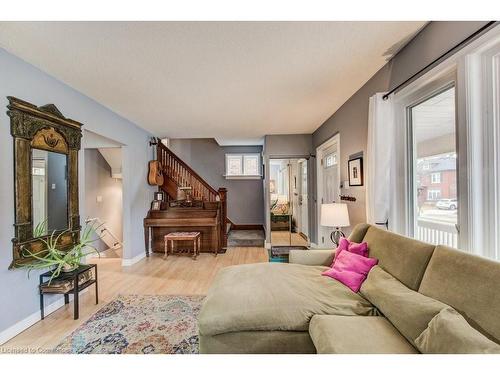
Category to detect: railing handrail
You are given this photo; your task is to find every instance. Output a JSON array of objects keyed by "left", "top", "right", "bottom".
[
  {"left": 85, "top": 217, "right": 122, "bottom": 249},
  {"left": 155, "top": 139, "right": 228, "bottom": 249},
  {"left": 417, "top": 218, "right": 457, "bottom": 233},
  {"left": 157, "top": 140, "right": 219, "bottom": 197}
]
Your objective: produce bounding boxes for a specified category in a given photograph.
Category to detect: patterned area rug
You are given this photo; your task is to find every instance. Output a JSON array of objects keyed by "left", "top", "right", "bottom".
[{"left": 54, "top": 294, "right": 204, "bottom": 354}]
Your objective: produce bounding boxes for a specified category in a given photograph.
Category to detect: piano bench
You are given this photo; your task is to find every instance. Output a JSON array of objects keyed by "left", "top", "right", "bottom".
[{"left": 164, "top": 232, "right": 202, "bottom": 260}]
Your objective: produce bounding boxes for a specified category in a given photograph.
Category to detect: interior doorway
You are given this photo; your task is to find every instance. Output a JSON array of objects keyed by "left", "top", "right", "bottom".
[
  {"left": 316, "top": 134, "right": 341, "bottom": 247},
  {"left": 84, "top": 147, "right": 124, "bottom": 258},
  {"left": 269, "top": 158, "right": 309, "bottom": 248}
]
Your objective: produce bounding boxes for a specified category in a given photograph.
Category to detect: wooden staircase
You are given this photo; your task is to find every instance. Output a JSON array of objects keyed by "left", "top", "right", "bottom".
[{"left": 155, "top": 140, "right": 228, "bottom": 248}]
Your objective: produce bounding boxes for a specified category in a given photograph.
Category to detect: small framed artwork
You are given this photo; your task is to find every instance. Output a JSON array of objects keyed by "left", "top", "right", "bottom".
[{"left": 348, "top": 157, "right": 363, "bottom": 186}]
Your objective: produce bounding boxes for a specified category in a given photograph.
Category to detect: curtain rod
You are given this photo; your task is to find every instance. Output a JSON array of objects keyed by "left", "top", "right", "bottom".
[{"left": 382, "top": 21, "right": 497, "bottom": 100}]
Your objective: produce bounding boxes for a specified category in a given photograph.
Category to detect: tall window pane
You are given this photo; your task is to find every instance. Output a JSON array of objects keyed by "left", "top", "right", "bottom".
[
  {"left": 243, "top": 155, "right": 259, "bottom": 175},
  {"left": 226, "top": 155, "right": 243, "bottom": 176},
  {"left": 410, "top": 86, "right": 458, "bottom": 247}
]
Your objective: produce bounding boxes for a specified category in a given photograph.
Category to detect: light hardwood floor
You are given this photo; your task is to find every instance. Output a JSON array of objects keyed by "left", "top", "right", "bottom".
[
  {"left": 271, "top": 231, "right": 308, "bottom": 246},
  {"left": 2, "top": 247, "right": 268, "bottom": 351}
]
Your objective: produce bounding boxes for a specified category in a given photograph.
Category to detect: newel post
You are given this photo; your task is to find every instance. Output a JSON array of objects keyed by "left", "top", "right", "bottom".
[{"left": 218, "top": 187, "right": 228, "bottom": 250}]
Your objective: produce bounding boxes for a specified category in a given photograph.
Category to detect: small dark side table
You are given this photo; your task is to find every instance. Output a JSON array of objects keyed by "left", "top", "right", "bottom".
[{"left": 39, "top": 264, "right": 98, "bottom": 320}]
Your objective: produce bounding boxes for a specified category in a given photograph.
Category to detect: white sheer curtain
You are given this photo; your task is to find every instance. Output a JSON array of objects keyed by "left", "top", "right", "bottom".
[{"left": 365, "top": 93, "right": 395, "bottom": 227}]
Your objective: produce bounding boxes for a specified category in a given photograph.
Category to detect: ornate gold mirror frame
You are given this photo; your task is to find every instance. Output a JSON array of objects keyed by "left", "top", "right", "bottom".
[{"left": 7, "top": 96, "right": 83, "bottom": 268}]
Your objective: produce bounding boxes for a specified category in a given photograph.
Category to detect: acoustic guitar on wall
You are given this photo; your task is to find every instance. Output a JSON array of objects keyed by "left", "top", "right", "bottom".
[{"left": 147, "top": 138, "right": 164, "bottom": 186}]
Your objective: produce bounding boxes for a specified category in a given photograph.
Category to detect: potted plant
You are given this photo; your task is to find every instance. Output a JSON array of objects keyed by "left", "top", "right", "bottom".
[{"left": 19, "top": 221, "right": 102, "bottom": 284}]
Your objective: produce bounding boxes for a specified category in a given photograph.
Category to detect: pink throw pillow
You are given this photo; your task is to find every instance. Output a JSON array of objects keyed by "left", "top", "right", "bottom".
[
  {"left": 322, "top": 250, "right": 378, "bottom": 292},
  {"left": 330, "top": 237, "right": 369, "bottom": 267},
  {"left": 338, "top": 237, "right": 368, "bottom": 257}
]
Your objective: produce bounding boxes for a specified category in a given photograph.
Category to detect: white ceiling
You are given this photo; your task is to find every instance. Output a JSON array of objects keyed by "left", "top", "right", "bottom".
[{"left": 0, "top": 21, "right": 426, "bottom": 141}]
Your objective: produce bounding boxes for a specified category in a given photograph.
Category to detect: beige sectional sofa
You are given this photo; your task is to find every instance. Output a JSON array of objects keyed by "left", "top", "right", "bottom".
[{"left": 198, "top": 224, "right": 500, "bottom": 353}]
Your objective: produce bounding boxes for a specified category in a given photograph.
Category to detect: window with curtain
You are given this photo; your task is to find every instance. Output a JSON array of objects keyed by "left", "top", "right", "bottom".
[{"left": 391, "top": 25, "right": 500, "bottom": 260}]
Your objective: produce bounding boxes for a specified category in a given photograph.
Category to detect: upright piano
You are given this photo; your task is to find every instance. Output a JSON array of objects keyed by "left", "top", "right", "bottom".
[{"left": 144, "top": 201, "right": 221, "bottom": 257}]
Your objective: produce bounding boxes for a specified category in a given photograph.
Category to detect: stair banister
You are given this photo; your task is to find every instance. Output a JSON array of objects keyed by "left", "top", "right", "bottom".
[{"left": 155, "top": 139, "right": 228, "bottom": 248}]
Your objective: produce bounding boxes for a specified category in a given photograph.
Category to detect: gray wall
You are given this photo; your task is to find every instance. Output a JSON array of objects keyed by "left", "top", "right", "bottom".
[
  {"left": 0, "top": 47, "right": 154, "bottom": 340},
  {"left": 311, "top": 21, "right": 491, "bottom": 239},
  {"left": 169, "top": 138, "right": 264, "bottom": 225},
  {"left": 84, "top": 149, "right": 123, "bottom": 252},
  {"left": 264, "top": 134, "right": 313, "bottom": 157}
]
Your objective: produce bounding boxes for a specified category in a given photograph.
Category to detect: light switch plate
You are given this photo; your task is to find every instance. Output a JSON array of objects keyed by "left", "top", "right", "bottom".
[{"left": 96, "top": 195, "right": 103, "bottom": 203}]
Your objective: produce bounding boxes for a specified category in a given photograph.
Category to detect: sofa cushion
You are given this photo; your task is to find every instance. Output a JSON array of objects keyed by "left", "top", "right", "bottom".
[
  {"left": 200, "top": 331, "right": 316, "bottom": 354},
  {"left": 348, "top": 223, "right": 371, "bottom": 243},
  {"left": 360, "top": 266, "right": 447, "bottom": 344},
  {"left": 289, "top": 249, "right": 334, "bottom": 266},
  {"left": 309, "top": 315, "right": 418, "bottom": 354},
  {"left": 418, "top": 245, "right": 500, "bottom": 343},
  {"left": 415, "top": 307, "right": 500, "bottom": 354},
  {"left": 361, "top": 226, "right": 435, "bottom": 290},
  {"left": 198, "top": 263, "right": 378, "bottom": 336}
]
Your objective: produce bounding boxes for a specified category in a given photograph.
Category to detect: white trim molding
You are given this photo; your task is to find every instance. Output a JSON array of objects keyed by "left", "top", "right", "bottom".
[
  {"left": 223, "top": 175, "right": 262, "bottom": 180},
  {"left": 462, "top": 33, "right": 500, "bottom": 259},
  {"left": 121, "top": 252, "right": 146, "bottom": 267},
  {"left": 0, "top": 290, "right": 87, "bottom": 346}
]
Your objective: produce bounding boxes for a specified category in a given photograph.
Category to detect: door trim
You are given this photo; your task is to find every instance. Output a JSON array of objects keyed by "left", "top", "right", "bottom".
[{"left": 316, "top": 133, "right": 340, "bottom": 246}]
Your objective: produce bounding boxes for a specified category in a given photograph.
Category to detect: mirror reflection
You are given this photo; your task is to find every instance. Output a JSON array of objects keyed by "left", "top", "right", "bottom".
[
  {"left": 32, "top": 149, "right": 68, "bottom": 236},
  {"left": 269, "top": 158, "right": 309, "bottom": 248}
]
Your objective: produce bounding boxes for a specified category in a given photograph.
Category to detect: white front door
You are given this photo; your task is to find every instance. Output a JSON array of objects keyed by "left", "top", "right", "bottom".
[{"left": 317, "top": 134, "right": 340, "bottom": 247}]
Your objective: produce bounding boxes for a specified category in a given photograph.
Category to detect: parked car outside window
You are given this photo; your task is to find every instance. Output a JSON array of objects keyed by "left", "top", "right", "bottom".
[{"left": 436, "top": 198, "right": 458, "bottom": 210}]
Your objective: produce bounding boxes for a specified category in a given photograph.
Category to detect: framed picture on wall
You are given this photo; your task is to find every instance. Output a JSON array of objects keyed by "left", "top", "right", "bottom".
[{"left": 348, "top": 157, "right": 363, "bottom": 186}]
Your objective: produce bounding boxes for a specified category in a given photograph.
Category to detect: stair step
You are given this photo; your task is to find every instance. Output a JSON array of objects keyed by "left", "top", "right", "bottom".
[{"left": 227, "top": 230, "right": 265, "bottom": 248}]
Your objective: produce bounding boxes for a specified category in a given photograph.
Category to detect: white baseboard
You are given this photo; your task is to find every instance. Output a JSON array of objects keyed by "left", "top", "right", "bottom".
[
  {"left": 309, "top": 242, "right": 319, "bottom": 248},
  {"left": 0, "top": 290, "right": 87, "bottom": 346},
  {"left": 121, "top": 252, "right": 146, "bottom": 266}
]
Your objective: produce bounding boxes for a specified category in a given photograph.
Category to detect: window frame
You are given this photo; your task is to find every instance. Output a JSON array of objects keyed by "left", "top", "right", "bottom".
[
  {"left": 427, "top": 189, "right": 442, "bottom": 201},
  {"left": 224, "top": 153, "right": 262, "bottom": 179},
  {"left": 430, "top": 172, "right": 441, "bottom": 184},
  {"left": 394, "top": 71, "right": 462, "bottom": 244},
  {"left": 391, "top": 25, "right": 500, "bottom": 259}
]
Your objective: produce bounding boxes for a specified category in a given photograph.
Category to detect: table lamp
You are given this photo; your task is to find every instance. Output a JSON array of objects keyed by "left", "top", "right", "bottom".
[{"left": 320, "top": 203, "right": 350, "bottom": 246}]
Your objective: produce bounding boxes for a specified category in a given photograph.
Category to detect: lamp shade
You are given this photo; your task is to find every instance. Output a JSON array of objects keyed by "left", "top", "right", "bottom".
[{"left": 321, "top": 203, "right": 350, "bottom": 227}]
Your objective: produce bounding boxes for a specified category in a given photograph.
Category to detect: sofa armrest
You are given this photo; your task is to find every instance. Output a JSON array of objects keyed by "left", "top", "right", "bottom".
[{"left": 289, "top": 249, "right": 335, "bottom": 266}]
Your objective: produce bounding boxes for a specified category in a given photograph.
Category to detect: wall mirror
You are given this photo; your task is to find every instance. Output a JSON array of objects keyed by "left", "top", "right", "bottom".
[
  {"left": 7, "top": 96, "right": 83, "bottom": 268},
  {"left": 32, "top": 149, "right": 68, "bottom": 236}
]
